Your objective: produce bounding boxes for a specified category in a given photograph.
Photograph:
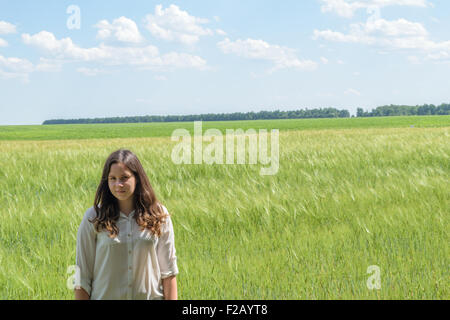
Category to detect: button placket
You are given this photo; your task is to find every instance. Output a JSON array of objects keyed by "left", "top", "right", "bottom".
[{"left": 127, "top": 217, "right": 132, "bottom": 299}]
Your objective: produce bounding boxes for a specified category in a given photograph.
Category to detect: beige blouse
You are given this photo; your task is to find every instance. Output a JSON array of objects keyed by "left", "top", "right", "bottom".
[{"left": 75, "top": 204, "right": 179, "bottom": 300}]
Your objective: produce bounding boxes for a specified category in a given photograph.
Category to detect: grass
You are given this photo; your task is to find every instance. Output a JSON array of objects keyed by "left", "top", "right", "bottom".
[
  {"left": 0, "top": 115, "right": 449, "bottom": 140},
  {"left": 0, "top": 118, "right": 449, "bottom": 299}
]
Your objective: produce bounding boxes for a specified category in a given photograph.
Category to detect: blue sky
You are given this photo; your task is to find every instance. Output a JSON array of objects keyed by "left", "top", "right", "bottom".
[{"left": 0, "top": 0, "right": 449, "bottom": 125}]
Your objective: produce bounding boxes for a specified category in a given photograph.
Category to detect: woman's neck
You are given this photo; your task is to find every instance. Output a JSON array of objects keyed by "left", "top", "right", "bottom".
[{"left": 118, "top": 199, "right": 135, "bottom": 216}]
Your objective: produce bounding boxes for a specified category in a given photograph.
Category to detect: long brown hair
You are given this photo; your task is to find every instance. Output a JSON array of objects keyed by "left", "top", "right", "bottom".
[{"left": 90, "top": 149, "right": 168, "bottom": 238}]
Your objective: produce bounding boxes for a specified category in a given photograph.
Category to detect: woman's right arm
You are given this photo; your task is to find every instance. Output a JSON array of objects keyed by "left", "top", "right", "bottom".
[{"left": 75, "top": 208, "right": 97, "bottom": 300}]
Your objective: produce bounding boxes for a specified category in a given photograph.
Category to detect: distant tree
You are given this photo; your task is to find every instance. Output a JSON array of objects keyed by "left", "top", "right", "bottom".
[{"left": 357, "top": 108, "right": 364, "bottom": 117}]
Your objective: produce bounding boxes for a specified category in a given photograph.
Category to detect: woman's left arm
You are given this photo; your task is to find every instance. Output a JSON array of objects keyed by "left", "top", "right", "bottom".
[
  {"left": 162, "top": 275, "right": 178, "bottom": 300},
  {"left": 156, "top": 206, "right": 179, "bottom": 300}
]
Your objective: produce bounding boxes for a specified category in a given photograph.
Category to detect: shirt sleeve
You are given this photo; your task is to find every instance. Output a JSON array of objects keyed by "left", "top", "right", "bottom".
[
  {"left": 75, "top": 207, "right": 97, "bottom": 296},
  {"left": 156, "top": 205, "right": 179, "bottom": 279}
]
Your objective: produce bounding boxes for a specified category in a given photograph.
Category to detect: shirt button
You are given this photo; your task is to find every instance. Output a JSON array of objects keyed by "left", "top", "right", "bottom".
[{"left": 128, "top": 233, "right": 131, "bottom": 237}]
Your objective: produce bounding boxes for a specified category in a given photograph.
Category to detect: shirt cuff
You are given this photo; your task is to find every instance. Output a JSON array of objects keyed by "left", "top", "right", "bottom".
[
  {"left": 76, "top": 278, "right": 92, "bottom": 296},
  {"left": 161, "top": 265, "right": 179, "bottom": 279}
]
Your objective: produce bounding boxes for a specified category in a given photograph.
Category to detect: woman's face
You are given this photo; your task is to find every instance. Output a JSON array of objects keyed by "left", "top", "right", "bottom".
[{"left": 108, "top": 162, "right": 137, "bottom": 203}]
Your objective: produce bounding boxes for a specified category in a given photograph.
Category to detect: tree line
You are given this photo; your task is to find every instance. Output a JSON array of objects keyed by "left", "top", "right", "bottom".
[
  {"left": 42, "top": 103, "right": 449, "bottom": 125},
  {"left": 42, "top": 108, "right": 350, "bottom": 124},
  {"left": 357, "top": 103, "right": 450, "bottom": 117}
]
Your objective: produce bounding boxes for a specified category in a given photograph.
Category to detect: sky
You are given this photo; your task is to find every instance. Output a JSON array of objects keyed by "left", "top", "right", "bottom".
[{"left": 0, "top": 0, "right": 449, "bottom": 125}]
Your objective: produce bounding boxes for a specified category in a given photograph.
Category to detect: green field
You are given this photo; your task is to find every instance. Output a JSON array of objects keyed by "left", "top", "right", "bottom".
[
  {"left": 1, "top": 115, "right": 450, "bottom": 140},
  {"left": 0, "top": 116, "right": 449, "bottom": 299}
]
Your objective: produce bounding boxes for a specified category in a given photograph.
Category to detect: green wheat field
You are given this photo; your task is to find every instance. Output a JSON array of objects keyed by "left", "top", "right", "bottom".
[{"left": 0, "top": 116, "right": 449, "bottom": 299}]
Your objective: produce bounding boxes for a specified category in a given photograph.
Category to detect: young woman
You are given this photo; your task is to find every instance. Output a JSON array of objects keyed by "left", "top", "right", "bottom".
[{"left": 75, "top": 149, "right": 178, "bottom": 300}]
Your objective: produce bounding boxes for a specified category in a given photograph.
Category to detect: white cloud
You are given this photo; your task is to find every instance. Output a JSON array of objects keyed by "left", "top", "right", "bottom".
[
  {"left": 320, "top": 0, "right": 360, "bottom": 18},
  {"left": 0, "top": 54, "right": 34, "bottom": 82},
  {"left": 0, "top": 54, "right": 66, "bottom": 82},
  {"left": 320, "top": 57, "right": 329, "bottom": 64},
  {"left": 313, "top": 15, "right": 450, "bottom": 62},
  {"left": 217, "top": 38, "right": 317, "bottom": 72},
  {"left": 0, "top": 38, "right": 8, "bottom": 47},
  {"left": 157, "top": 52, "right": 207, "bottom": 69},
  {"left": 35, "top": 58, "right": 63, "bottom": 72},
  {"left": 319, "top": 0, "right": 430, "bottom": 18},
  {"left": 0, "top": 55, "right": 33, "bottom": 73},
  {"left": 364, "top": 18, "right": 427, "bottom": 37},
  {"left": 22, "top": 31, "right": 208, "bottom": 71},
  {"left": 0, "top": 69, "right": 28, "bottom": 82},
  {"left": 0, "top": 21, "right": 16, "bottom": 34},
  {"left": 344, "top": 88, "right": 361, "bottom": 96},
  {"left": 426, "top": 51, "right": 450, "bottom": 63},
  {"left": 95, "top": 16, "right": 144, "bottom": 43},
  {"left": 77, "top": 67, "right": 107, "bottom": 76},
  {"left": 313, "top": 18, "right": 428, "bottom": 44},
  {"left": 145, "top": 4, "right": 213, "bottom": 45},
  {"left": 313, "top": 29, "right": 375, "bottom": 44},
  {"left": 23, "top": 31, "right": 115, "bottom": 61},
  {"left": 216, "top": 29, "right": 227, "bottom": 36}
]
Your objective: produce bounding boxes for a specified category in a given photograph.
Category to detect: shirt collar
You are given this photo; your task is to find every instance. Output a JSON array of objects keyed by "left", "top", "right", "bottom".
[{"left": 120, "top": 210, "right": 135, "bottom": 219}]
